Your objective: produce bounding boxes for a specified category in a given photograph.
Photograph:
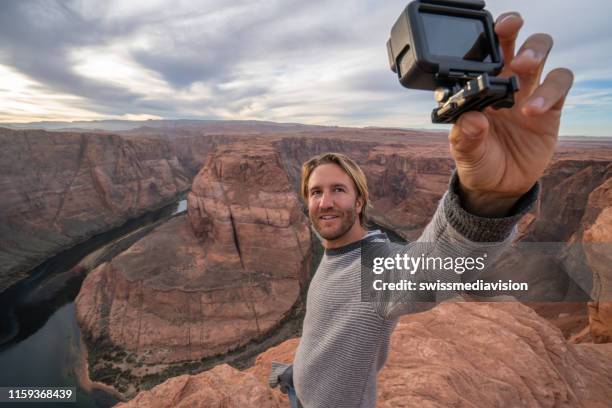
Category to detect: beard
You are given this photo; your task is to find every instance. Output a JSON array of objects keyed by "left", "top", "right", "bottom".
[{"left": 310, "top": 205, "right": 358, "bottom": 241}]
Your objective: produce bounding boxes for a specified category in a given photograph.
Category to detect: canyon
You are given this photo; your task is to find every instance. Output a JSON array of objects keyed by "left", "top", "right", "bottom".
[
  {"left": 0, "top": 129, "right": 192, "bottom": 292},
  {"left": 75, "top": 143, "right": 312, "bottom": 395},
  {"left": 1, "top": 121, "right": 611, "bottom": 405}
]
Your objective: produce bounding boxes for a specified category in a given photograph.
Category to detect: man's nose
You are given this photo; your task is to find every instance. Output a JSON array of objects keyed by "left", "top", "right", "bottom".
[{"left": 319, "top": 191, "right": 334, "bottom": 209}]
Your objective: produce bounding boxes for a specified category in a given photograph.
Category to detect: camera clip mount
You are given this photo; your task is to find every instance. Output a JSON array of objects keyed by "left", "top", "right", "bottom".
[{"left": 432, "top": 71, "right": 519, "bottom": 123}]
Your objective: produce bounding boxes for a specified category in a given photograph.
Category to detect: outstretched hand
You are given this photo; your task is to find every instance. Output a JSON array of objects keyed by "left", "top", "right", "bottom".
[{"left": 449, "top": 12, "right": 574, "bottom": 217}]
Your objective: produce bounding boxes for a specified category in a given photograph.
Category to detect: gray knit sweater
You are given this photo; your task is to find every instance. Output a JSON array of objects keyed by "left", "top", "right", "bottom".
[{"left": 270, "top": 171, "right": 539, "bottom": 408}]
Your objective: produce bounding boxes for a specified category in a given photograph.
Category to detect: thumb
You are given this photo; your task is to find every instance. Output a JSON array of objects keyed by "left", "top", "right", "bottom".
[{"left": 449, "top": 111, "right": 489, "bottom": 161}]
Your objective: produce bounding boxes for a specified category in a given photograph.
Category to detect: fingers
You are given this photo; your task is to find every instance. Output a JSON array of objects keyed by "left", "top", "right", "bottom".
[
  {"left": 449, "top": 111, "right": 489, "bottom": 158},
  {"left": 495, "top": 13, "right": 556, "bottom": 99},
  {"left": 494, "top": 12, "right": 524, "bottom": 66},
  {"left": 510, "top": 33, "right": 554, "bottom": 94},
  {"left": 522, "top": 68, "right": 574, "bottom": 116}
]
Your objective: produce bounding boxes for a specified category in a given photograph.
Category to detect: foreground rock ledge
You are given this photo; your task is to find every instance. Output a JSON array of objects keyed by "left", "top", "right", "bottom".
[{"left": 118, "top": 302, "right": 612, "bottom": 408}]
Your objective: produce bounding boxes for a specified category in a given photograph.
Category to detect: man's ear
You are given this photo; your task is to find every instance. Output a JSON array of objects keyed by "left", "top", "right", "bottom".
[{"left": 356, "top": 196, "right": 364, "bottom": 214}]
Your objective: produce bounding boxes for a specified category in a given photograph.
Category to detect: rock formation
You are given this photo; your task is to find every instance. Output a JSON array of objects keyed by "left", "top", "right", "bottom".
[
  {"left": 519, "top": 160, "right": 612, "bottom": 242},
  {"left": 118, "top": 302, "right": 612, "bottom": 408},
  {"left": 5, "top": 123, "right": 609, "bottom": 295},
  {"left": 501, "top": 160, "right": 612, "bottom": 341},
  {"left": 376, "top": 302, "right": 612, "bottom": 407},
  {"left": 3, "top": 121, "right": 611, "bottom": 402},
  {"left": 115, "top": 363, "right": 281, "bottom": 408},
  {"left": 583, "top": 177, "right": 612, "bottom": 343},
  {"left": 75, "top": 143, "right": 311, "bottom": 396},
  {"left": 363, "top": 147, "right": 453, "bottom": 240},
  {"left": 0, "top": 128, "right": 194, "bottom": 291}
]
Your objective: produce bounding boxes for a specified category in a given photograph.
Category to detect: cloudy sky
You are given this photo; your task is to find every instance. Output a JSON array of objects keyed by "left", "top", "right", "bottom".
[{"left": 0, "top": 0, "right": 611, "bottom": 136}]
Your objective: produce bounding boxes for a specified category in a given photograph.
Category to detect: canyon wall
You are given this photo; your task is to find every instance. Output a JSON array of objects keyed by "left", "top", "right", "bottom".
[
  {"left": 75, "top": 143, "right": 311, "bottom": 396},
  {"left": 0, "top": 128, "right": 201, "bottom": 291},
  {"left": 3, "top": 122, "right": 611, "bottom": 402}
]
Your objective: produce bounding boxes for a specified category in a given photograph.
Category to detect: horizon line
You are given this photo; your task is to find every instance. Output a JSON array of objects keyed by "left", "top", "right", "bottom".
[{"left": 0, "top": 118, "right": 610, "bottom": 139}]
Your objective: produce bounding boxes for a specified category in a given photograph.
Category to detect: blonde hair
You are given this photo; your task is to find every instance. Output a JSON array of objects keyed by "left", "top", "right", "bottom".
[{"left": 300, "top": 152, "right": 370, "bottom": 226}]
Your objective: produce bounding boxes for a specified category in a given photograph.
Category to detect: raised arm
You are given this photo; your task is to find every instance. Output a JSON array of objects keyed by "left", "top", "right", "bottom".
[{"left": 372, "top": 11, "right": 571, "bottom": 320}]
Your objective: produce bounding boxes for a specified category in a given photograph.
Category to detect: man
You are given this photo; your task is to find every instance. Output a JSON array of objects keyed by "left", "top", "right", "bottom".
[{"left": 270, "top": 11, "right": 573, "bottom": 408}]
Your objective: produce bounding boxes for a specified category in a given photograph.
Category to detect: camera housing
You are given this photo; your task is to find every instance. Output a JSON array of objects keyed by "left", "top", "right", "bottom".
[{"left": 387, "top": 0, "right": 518, "bottom": 123}]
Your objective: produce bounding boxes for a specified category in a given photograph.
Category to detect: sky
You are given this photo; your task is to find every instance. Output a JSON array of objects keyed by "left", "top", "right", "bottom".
[{"left": 0, "top": 0, "right": 611, "bottom": 136}]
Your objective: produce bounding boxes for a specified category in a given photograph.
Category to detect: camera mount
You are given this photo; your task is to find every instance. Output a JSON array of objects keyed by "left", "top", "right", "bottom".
[{"left": 387, "top": 0, "right": 519, "bottom": 124}]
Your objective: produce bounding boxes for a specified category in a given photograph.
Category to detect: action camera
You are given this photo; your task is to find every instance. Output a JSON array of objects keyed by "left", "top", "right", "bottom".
[{"left": 387, "top": 0, "right": 518, "bottom": 123}]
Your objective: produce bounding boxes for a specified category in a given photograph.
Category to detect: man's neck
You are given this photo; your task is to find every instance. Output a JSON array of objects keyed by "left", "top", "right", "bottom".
[{"left": 322, "top": 223, "right": 368, "bottom": 249}]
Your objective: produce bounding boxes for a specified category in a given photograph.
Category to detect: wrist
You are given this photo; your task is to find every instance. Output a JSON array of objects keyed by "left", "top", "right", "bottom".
[{"left": 457, "top": 184, "right": 523, "bottom": 217}]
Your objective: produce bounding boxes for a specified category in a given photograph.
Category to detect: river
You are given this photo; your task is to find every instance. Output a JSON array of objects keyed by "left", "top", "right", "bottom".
[
  {"left": 0, "top": 200, "right": 407, "bottom": 407},
  {"left": 0, "top": 199, "right": 187, "bottom": 408}
]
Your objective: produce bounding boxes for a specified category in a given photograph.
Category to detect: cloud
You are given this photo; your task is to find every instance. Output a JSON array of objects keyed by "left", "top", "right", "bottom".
[{"left": 0, "top": 0, "right": 610, "bottom": 135}]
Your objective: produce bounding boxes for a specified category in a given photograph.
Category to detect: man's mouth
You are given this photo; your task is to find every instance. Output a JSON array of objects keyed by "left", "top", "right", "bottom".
[{"left": 319, "top": 214, "right": 340, "bottom": 220}]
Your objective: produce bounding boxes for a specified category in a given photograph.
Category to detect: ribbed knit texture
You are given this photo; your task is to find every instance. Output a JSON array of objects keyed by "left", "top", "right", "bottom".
[{"left": 274, "top": 171, "right": 539, "bottom": 408}]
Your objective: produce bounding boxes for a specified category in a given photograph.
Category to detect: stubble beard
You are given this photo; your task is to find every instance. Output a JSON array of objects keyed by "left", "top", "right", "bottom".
[{"left": 311, "top": 206, "right": 358, "bottom": 241}]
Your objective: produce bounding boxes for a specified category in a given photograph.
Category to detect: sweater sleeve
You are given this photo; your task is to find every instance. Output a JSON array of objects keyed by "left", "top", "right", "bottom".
[
  {"left": 371, "top": 170, "right": 539, "bottom": 320},
  {"left": 268, "top": 361, "right": 291, "bottom": 390},
  {"left": 443, "top": 170, "right": 540, "bottom": 242}
]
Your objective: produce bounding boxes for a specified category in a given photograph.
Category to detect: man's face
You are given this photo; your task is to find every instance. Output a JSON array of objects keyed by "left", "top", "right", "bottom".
[{"left": 307, "top": 163, "right": 363, "bottom": 241}]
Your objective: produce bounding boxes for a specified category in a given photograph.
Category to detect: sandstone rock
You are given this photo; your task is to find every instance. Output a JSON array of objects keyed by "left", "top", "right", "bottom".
[
  {"left": 497, "top": 161, "right": 612, "bottom": 341},
  {"left": 377, "top": 302, "right": 612, "bottom": 407},
  {"left": 75, "top": 143, "right": 311, "bottom": 397},
  {"left": 0, "top": 128, "right": 192, "bottom": 291},
  {"left": 5, "top": 121, "right": 612, "bottom": 402},
  {"left": 119, "top": 302, "right": 612, "bottom": 407},
  {"left": 5, "top": 124, "right": 609, "bottom": 295},
  {"left": 363, "top": 148, "right": 453, "bottom": 240},
  {"left": 115, "top": 363, "right": 283, "bottom": 408},
  {"left": 520, "top": 160, "right": 612, "bottom": 242},
  {"left": 246, "top": 337, "right": 300, "bottom": 407},
  {"left": 186, "top": 144, "right": 312, "bottom": 289},
  {"left": 583, "top": 177, "right": 612, "bottom": 343}
]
